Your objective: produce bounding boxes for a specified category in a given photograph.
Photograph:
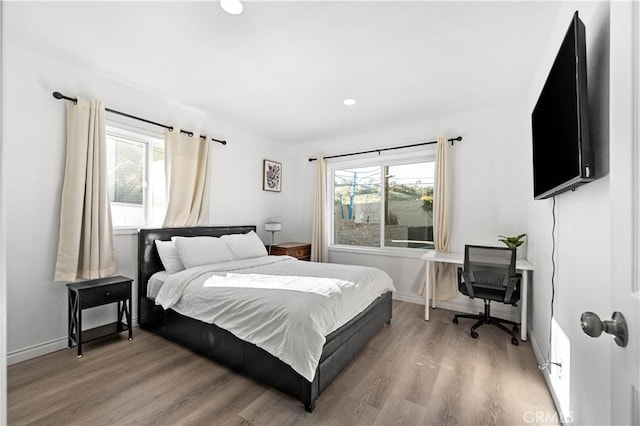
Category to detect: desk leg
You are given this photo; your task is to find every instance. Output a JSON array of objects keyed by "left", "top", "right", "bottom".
[
  {"left": 431, "top": 265, "right": 436, "bottom": 310},
  {"left": 424, "top": 260, "right": 430, "bottom": 321},
  {"left": 521, "top": 271, "right": 529, "bottom": 342}
]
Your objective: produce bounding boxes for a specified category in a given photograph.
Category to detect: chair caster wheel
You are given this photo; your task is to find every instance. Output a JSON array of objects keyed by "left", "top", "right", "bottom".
[
  {"left": 453, "top": 318, "right": 459, "bottom": 324},
  {"left": 511, "top": 337, "right": 519, "bottom": 345},
  {"left": 471, "top": 331, "right": 479, "bottom": 339}
]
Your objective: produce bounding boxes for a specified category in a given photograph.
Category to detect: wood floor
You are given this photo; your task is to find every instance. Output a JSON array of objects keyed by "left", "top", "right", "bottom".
[{"left": 8, "top": 301, "right": 558, "bottom": 425}]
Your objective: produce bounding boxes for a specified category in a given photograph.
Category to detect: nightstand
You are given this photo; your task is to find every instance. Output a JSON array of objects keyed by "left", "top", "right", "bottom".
[
  {"left": 67, "top": 275, "right": 133, "bottom": 357},
  {"left": 270, "top": 243, "right": 311, "bottom": 261}
]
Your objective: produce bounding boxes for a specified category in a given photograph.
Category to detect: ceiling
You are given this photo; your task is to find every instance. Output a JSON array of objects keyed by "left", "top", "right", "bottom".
[{"left": 6, "top": 1, "right": 561, "bottom": 145}]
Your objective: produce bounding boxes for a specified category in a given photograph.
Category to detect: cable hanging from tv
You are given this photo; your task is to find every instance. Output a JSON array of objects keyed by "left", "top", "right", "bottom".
[
  {"left": 308, "top": 136, "right": 463, "bottom": 162},
  {"left": 52, "top": 91, "right": 227, "bottom": 145}
]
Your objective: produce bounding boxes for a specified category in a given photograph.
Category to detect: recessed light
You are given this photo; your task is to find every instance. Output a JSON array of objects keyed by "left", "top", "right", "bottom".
[
  {"left": 221, "top": 0, "right": 243, "bottom": 15},
  {"left": 342, "top": 98, "right": 357, "bottom": 106}
]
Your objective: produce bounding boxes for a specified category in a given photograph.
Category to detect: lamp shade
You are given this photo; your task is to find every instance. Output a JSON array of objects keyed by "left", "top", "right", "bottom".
[{"left": 265, "top": 222, "right": 281, "bottom": 232}]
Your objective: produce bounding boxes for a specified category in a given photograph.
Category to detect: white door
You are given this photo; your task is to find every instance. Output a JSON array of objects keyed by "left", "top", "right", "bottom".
[{"left": 608, "top": 2, "right": 639, "bottom": 424}]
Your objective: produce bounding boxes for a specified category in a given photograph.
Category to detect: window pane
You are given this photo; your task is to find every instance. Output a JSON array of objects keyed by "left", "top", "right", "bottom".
[
  {"left": 384, "top": 162, "right": 435, "bottom": 249},
  {"left": 333, "top": 166, "right": 382, "bottom": 247},
  {"left": 107, "top": 137, "right": 144, "bottom": 204},
  {"left": 105, "top": 128, "right": 166, "bottom": 228},
  {"left": 107, "top": 136, "right": 145, "bottom": 227}
]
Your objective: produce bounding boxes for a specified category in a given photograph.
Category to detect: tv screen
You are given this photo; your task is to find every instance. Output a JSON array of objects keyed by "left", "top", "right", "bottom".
[{"left": 532, "top": 11, "right": 593, "bottom": 200}]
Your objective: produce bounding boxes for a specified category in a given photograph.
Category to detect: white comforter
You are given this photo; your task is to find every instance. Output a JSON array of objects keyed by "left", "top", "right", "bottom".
[{"left": 154, "top": 256, "right": 395, "bottom": 381}]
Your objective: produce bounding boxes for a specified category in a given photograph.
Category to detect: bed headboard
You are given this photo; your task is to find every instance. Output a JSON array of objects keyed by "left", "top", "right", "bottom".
[{"left": 137, "top": 225, "right": 257, "bottom": 301}]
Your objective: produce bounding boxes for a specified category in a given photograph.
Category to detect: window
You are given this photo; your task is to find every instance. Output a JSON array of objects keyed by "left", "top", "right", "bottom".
[
  {"left": 106, "top": 126, "right": 166, "bottom": 228},
  {"left": 330, "top": 154, "right": 436, "bottom": 250}
]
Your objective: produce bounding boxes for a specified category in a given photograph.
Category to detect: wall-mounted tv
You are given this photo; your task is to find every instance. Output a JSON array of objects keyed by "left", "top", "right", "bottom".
[{"left": 532, "top": 11, "right": 593, "bottom": 200}]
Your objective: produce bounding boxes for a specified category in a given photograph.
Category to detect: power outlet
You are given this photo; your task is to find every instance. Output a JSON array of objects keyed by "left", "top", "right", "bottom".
[{"left": 553, "top": 358, "right": 563, "bottom": 380}]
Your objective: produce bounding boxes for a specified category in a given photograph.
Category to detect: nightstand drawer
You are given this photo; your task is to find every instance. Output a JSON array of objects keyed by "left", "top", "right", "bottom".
[
  {"left": 292, "top": 248, "right": 309, "bottom": 258},
  {"left": 79, "top": 281, "right": 130, "bottom": 308},
  {"left": 271, "top": 243, "right": 311, "bottom": 261}
]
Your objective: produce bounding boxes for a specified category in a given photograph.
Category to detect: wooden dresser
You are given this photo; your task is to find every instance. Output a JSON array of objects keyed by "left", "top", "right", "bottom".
[{"left": 270, "top": 242, "right": 311, "bottom": 261}]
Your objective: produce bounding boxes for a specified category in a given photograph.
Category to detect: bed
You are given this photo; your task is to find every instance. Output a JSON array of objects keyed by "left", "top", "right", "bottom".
[{"left": 137, "top": 225, "right": 394, "bottom": 412}]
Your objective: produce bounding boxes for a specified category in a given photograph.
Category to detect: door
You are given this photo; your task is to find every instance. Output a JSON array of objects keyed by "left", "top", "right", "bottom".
[{"left": 609, "top": 2, "right": 639, "bottom": 424}]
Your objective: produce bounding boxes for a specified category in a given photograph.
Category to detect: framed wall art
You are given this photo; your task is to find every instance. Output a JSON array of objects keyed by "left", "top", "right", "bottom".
[{"left": 263, "top": 159, "right": 282, "bottom": 192}]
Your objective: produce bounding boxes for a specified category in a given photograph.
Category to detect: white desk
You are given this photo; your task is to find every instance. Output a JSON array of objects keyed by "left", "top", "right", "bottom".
[{"left": 421, "top": 251, "right": 534, "bottom": 341}]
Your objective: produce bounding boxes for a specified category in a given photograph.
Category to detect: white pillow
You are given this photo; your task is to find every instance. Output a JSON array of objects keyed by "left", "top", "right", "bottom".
[
  {"left": 155, "top": 240, "right": 186, "bottom": 274},
  {"left": 221, "top": 231, "right": 268, "bottom": 260},
  {"left": 173, "top": 236, "right": 234, "bottom": 269}
]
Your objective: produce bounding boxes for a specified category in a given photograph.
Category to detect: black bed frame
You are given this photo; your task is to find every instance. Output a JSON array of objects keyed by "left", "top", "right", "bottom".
[{"left": 137, "top": 226, "right": 392, "bottom": 412}]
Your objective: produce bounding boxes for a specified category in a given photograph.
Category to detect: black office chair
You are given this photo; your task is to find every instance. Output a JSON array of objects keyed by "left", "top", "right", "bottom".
[{"left": 453, "top": 245, "right": 521, "bottom": 345}]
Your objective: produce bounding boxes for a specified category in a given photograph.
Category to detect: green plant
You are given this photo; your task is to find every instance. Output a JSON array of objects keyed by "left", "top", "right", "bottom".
[
  {"left": 420, "top": 195, "right": 433, "bottom": 211},
  {"left": 498, "top": 233, "right": 526, "bottom": 249}
]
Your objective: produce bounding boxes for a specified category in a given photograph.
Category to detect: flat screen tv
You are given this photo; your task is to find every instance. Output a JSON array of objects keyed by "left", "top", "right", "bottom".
[{"left": 532, "top": 11, "right": 593, "bottom": 200}]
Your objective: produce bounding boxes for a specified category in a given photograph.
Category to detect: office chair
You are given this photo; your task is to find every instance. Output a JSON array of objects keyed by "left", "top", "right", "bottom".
[{"left": 453, "top": 245, "right": 521, "bottom": 345}]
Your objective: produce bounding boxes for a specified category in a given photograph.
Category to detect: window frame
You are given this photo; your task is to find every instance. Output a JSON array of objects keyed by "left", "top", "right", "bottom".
[
  {"left": 105, "top": 123, "right": 165, "bottom": 230},
  {"left": 325, "top": 148, "right": 437, "bottom": 257}
]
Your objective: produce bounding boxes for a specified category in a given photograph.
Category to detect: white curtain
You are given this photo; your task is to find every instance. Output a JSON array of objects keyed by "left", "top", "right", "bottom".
[
  {"left": 310, "top": 156, "right": 328, "bottom": 262},
  {"left": 54, "top": 99, "right": 116, "bottom": 282},
  {"left": 433, "top": 136, "right": 457, "bottom": 300},
  {"left": 163, "top": 129, "right": 211, "bottom": 227},
  {"left": 419, "top": 136, "right": 457, "bottom": 299}
]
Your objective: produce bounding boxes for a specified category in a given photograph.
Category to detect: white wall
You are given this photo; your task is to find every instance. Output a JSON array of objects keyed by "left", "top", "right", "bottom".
[
  {"left": 289, "top": 104, "right": 531, "bottom": 318},
  {"left": 524, "top": 2, "right": 611, "bottom": 424},
  {"left": 3, "top": 17, "right": 294, "bottom": 363},
  {"left": 0, "top": 0, "right": 7, "bottom": 421}
]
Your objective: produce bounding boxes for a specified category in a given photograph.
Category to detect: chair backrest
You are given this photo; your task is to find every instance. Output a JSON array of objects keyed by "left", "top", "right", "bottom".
[{"left": 463, "top": 245, "right": 516, "bottom": 289}]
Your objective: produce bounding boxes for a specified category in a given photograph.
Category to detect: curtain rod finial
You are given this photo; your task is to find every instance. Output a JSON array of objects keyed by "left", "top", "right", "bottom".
[
  {"left": 449, "top": 135, "right": 463, "bottom": 146},
  {"left": 52, "top": 91, "right": 63, "bottom": 99}
]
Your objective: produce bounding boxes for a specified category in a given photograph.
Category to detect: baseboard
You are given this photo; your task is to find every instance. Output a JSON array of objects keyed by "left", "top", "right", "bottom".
[
  {"left": 393, "top": 291, "right": 518, "bottom": 322},
  {"left": 7, "top": 336, "right": 69, "bottom": 365},
  {"left": 392, "top": 292, "right": 426, "bottom": 305},
  {"left": 7, "top": 316, "right": 139, "bottom": 366},
  {"left": 433, "top": 299, "right": 517, "bottom": 321}
]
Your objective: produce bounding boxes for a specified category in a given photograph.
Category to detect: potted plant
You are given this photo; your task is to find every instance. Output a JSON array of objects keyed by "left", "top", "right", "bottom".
[{"left": 498, "top": 234, "right": 527, "bottom": 259}]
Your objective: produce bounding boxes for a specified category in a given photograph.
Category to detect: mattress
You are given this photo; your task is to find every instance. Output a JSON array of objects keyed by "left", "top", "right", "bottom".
[{"left": 152, "top": 255, "right": 395, "bottom": 381}]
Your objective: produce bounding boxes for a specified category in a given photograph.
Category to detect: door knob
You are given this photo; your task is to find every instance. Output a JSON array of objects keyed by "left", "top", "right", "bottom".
[{"left": 580, "top": 311, "right": 628, "bottom": 347}]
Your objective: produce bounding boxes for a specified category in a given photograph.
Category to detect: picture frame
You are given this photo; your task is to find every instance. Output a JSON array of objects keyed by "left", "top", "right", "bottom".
[{"left": 263, "top": 159, "right": 282, "bottom": 192}]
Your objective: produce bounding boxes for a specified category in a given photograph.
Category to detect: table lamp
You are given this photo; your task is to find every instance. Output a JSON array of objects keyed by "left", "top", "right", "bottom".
[{"left": 265, "top": 222, "right": 281, "bottom": 254}]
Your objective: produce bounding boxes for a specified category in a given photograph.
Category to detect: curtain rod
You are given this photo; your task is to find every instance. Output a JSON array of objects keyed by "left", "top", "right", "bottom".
[
  {"left": 52, "top": 91, "right": 227, "bottom": 145},
  {"left": 308, "top": 136, "right": 462, "bottom": 162}
]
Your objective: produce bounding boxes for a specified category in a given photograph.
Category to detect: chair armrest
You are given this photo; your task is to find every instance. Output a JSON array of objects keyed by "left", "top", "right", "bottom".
[
  {"left": 503, "top": 273, "right": 522, "bottom": 304},
  {"left": 459, "top": 268, "right": 475, "bottom": 299}
]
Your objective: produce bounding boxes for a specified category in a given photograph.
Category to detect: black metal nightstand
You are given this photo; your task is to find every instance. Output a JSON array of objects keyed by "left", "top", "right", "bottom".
[{"left": 67, "top": 275, "right": 133, "bottom": 357}]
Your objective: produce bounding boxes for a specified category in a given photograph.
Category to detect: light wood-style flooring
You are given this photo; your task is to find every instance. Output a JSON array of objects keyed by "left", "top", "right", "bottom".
[{"left": 8, "top": 302, "right": 558, "bottom": 425}]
